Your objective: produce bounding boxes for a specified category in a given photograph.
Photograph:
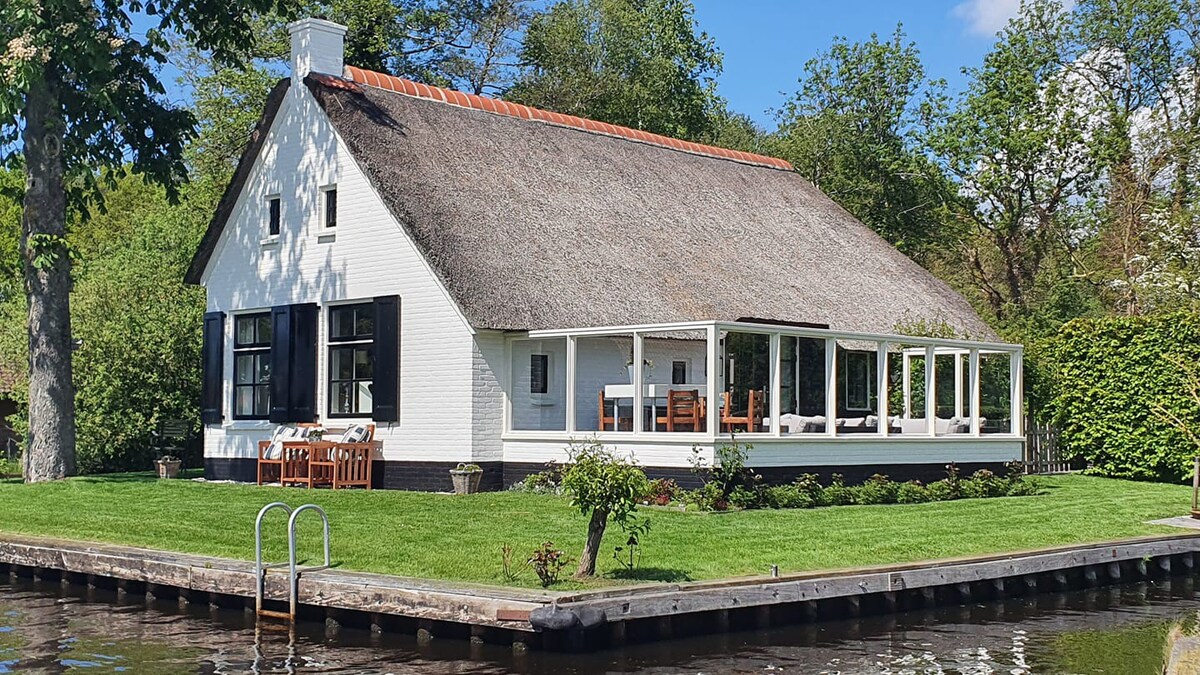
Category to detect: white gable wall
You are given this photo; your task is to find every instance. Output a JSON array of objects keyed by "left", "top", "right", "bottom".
[{"left": 201, "top": 81, "right": 487, "bottom": 464}]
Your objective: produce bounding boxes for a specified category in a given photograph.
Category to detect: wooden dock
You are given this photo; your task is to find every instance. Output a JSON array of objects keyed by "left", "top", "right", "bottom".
[{"left": 1, "top": 531, "right": 1198, "bottom": 652}]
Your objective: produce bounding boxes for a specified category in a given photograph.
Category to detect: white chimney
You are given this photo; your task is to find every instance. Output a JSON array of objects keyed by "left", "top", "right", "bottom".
[{"left": 288, "top": 18, "right": 348, "bottom": 79}]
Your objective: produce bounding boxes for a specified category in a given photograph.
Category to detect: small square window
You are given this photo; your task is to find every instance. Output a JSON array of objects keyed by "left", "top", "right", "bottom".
[
  {"left": 530, "top": 354, "right": 549, "bottom": 394},
  {"left": 267, "top": 197, "right": 280, "bottom": 236},
  {"left": 672, "top": 360, "right": 688, "bottom": 385},
  {"left": 323, "top": 187, "right": 337, "bottom": 229}
]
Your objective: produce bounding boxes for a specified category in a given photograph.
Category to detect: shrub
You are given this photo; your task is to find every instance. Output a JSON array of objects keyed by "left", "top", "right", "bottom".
[
  {"left": 962, "top": 469, "right": 1007, "bottom": 498},
  {"left": 821, "top": 474, "right": 855, "bottom": 506},
  {"left": 510, "top": 462, "right": 564, "bottom": 494},
  {"left": 527, "top": 541, "right": 570, "bottom": 587},
  {"left": 644, "top": 478, "right": 683, "bottom": 505},
  {"left": 926, "top": 479, "right": 956, "bottom": 501},
  {"left": 855, "top": 473, "right": 899, "bottom": 505},
  {"left": 896, "top": 480, "right": 931, "bottom": 504},
  {"left": 1044, "top": 311, "right": 1200, "bottom": 481},
  {"left": 764, "top": 483, "right": 817, "bottom": 509}
]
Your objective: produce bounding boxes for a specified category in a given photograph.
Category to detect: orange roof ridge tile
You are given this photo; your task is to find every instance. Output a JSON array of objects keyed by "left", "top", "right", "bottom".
[{"left": 342, "top": 65, "right": 794, "bottom": 172}]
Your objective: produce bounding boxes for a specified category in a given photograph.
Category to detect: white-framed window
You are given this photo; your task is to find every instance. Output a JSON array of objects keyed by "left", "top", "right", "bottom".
[
  {"left": 671, "top": 359, "right": 690, "bottom": 384},
  {"left": 328, "top": 302, "right": 374, "bottom": 417},
  {"left": 266, "top": 195, "right": 281, "bottom": 237},
  {"left": 233, "top": 312, "right": 272, "bottom": 419},
  {"left": 843, "top": 350, "right": 873, "bottom": 411},
  {"left": 530, "top": 353, "right": 550, "bottom": 394},
  {"left": 321, "top": 185, "right": 337, "bottom": 230}
]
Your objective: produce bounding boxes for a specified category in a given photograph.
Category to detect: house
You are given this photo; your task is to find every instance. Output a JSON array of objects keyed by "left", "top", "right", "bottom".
[{"left": 184, "top": 18, "right": 1025, "bottom": 491}]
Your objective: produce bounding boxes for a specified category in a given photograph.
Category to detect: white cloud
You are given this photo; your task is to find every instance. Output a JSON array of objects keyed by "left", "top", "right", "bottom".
[{"left": 953, "top": 0, "right": 1076, "bottom": 37}]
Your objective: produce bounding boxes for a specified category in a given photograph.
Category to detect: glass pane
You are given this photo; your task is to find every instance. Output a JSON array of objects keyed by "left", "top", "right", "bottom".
[
  {"left": 510, "top": 338, "right": 567, "bottom": 431},
  {"left": 331, "top": 347, "right": 354, "bottom": 380},
  {"left": 235, "top": 354, "right": 255, "bottom": 384},
  {"left": 331, "top": 382, "right": 354, "bottom": 415},
  {"left": 257, "top": 316, "right": 272, "bottom": 344},
  {"left": 356, "top": 382, "right": 373, "bottom": 414},
  {"left": 834, "top": 339, "right": 879, "bottom": 436},
  {"left": 236, "top": 317, "right": 256, "bottom": 346},
  {"left": 257, "top": 355, "right": 271, "bottom": 384},
  {"left": 935, "top": 351, "right": 969, "bottom": 435},
  {"left": 721, "top": 331, "right": 771, "bottom": 433},
  {"left": 890, "top": 344, "right": 931, "bottom": 435},
  {"left": 235, "top": 387, "right": 255, "bottom": 416},
  {"left": 330, "top": 307, "right": 355, "bottom": 339},
  {"left": 981, "top": 352, "right": 1013, "bottom": 434},
  {"left": 254, "top": 386, "right": 271, "bottom": 417},
  {"left": 642, "top": 329, "right": 707, "bottom": 433},
  {"left": 355, "top": 307, "right": 374, "bottom": 337},
  {"left": 354, "top": 347, "right": 373, "bottom": 379},
  {"left": 574, "top": 335, "right": 634, "bottom": 432},
  {"left": 780, "top": 336, "right": 827, "bottom": 435}
]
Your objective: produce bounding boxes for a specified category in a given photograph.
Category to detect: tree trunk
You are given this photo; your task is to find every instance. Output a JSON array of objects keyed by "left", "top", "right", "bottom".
[
  {"left": 21, "top": 69, "right": 76, "bottom": 482},
  {"left": 574, "top": 508, "right": 608, "bottom": 578}
]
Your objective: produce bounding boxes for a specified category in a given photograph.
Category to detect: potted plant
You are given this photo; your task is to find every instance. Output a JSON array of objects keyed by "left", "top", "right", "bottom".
[
  {"left": 449, "top": 463, "right": 483, "bottom": 494},
  {"left": 155, "top": 455, "right": 182, "bottom": 479},
  {"left": 625, "top": 353, "right": 654, "bottom": 383}
]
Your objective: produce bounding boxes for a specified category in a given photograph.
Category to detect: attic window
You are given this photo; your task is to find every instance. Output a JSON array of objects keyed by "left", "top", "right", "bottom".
[
  {"left": 267, "top": 197, "right": 281, "bottom": 237},
  {"left": 322, "top": 186, "right": 337, "bottom": 229}
]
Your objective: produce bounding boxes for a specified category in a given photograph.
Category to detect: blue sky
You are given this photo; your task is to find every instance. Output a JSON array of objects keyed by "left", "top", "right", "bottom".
[{"left": 692, "top": 0, "right": 1019, "bottom": 126}]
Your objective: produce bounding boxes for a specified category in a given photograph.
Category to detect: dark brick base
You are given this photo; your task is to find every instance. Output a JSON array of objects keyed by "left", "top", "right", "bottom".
[{"left": 206, "top": 458, "right": 1009, "bottom": 492}]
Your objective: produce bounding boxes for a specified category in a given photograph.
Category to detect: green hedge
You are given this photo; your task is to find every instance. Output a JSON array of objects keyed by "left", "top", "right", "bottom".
[{"left": 1044, "top": 312, "right": 1200, "bottom": 481}]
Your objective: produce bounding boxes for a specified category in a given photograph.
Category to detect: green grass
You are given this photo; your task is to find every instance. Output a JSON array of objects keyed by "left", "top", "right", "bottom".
[{"left": 0, "top": 473, "right": 1189, "bottom": 589}]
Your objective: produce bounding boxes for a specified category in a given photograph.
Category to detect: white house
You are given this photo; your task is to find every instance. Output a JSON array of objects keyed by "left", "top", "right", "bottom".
[{"left": 185, "top": 18, "right": 1025, "bottom": 490}]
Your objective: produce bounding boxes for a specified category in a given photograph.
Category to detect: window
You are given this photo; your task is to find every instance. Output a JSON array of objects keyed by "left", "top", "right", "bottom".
[
  {"left": 530, "top": 354, "right": 549, "bottom": 394},
  {"left": 267, "top": 197, "right": 281, "bottom": 236},
  {"left": 233, "top": 313, "right": 272, "bottom": 419},
  {"left": 328, "top": 303, "right": 373, "bottom": 416},
  {"left": 671, "top": 360, "right": 689, "bottom": 385},
  {"left": 323, "top": 187, "right": 337, "bottom": 229},
  {"left": 843, "top": 351, "right": 873, "bottom": 411}
]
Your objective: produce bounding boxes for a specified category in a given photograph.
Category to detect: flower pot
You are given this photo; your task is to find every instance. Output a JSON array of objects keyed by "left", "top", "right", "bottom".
[
  {"left": 155, "top": 459, "right": 182, "bottom": 479},
  {"left": 449, "top": 469, "right": 483, "bottom": 494}
]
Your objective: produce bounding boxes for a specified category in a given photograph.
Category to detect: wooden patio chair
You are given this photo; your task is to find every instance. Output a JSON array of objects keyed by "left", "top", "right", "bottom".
[
  {"left": 308, "top": 424, "right": 377, "bottom": 490},
  {"left": 720, "top": 389, "right": 763, "bottom": 433},
  {"left": 598, "top": 391, "right": 632, "bottom": 431},
  {"left": 656, "top": 389, "right": 701, "bottom": 431},
  {"left": 257, "top": 423, "right": 320, "bottom": 485}
]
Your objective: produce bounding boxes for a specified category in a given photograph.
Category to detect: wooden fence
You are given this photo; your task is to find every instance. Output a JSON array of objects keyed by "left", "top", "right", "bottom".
[{"left": 1024, "top": 421, "right": 1074, "bottom": 474}]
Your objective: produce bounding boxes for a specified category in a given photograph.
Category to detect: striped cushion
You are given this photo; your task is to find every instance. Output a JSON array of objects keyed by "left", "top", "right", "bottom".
[
  {"left": 338, "top": 423, "right": 371, "bottom": 444},
  {"left": 264, "top": 426, "right": 302, "bottom": 460}
]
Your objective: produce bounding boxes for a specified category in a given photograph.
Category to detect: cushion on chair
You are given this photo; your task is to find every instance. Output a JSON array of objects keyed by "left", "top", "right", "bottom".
[
  {"left": 337, "top": 423, "right": 371, "bottom": 444},
  {"left": 264, "top": 426, "right": 301, "bottom": 460}
]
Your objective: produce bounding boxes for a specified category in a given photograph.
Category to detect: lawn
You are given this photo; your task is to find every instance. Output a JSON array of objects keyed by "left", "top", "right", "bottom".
[{"left": 0, "top": 473, "right": 1190, "bottom": 589}]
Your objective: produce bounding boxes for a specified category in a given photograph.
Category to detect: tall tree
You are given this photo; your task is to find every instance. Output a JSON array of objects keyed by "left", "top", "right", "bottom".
[
  {"left": 774, "top": 26, "right": 954, "bottom": 257},
  {"left": 926, "top": 0, "right": 1101, "bottom": 322},
  {"left": 507, "top": 0, "right": 723, "bottom": 141},
  {"left": 0, "top": 0, "right": 286, "bottom": 481}
]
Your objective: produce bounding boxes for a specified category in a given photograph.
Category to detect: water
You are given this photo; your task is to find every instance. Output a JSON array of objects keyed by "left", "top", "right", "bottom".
[{"left": 0, "top": 575, "right": 1196, "bottom": 673}]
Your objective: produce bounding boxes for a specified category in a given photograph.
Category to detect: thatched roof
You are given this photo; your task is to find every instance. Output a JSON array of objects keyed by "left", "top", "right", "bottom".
[{"left": 189, "top": 67, "right": 994, "bottom": 339}]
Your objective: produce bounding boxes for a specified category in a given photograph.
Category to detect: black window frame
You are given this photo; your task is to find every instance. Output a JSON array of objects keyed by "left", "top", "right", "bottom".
[
  {"left": 267, "top": 196, "right": 281, "bottom": 237},
  {"left": 323, "top": 186, "right": 337, "bottom": 230},
  {"left": 327, "top": 302, "right": 375, "bottom": 418},
  {"left": 530, "top": 354, "right": 549, "bottom": 394},
  {"left": 671, "top": 360, "right": 688, "bottom": 385},
  {"left": 233, "top": 312, "right": 273, "bottom": 420}
]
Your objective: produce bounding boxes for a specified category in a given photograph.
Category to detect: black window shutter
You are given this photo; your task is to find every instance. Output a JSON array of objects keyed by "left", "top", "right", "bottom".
[
  {"left": 289, "top": 303, "right": 319, "bottom": 422},
  {"left": 201, "top": 311, "right": 225, "bottom": 424},
  {"left": 372, "top": 295, "right": 400, "bottom": 422},
  {"left": 268, "top": 306, "right": 293, "bottom": 423}
]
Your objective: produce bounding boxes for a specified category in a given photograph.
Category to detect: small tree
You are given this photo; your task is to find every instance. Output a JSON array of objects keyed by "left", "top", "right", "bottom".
[{"left": 560, "top": 440, "right": 649, "bottom": 578}]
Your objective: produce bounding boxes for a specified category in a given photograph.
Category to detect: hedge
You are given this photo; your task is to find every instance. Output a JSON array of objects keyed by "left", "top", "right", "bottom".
[{"left": 1044, "top": 311, "right": 1200, "bottom": 481}]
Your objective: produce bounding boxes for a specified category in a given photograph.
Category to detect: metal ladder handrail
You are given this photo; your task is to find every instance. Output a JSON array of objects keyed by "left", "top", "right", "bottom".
[
  {"left": 254, "top": 502, "right": 332, "bottom": 622},
  {"left": 287, "top": 504, "right": 331, "bottom": 620}
]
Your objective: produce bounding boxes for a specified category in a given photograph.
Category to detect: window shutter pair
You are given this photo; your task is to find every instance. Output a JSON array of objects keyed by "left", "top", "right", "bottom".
[{"left": 270, "top": 304, "right": 319, "bottom": 423}]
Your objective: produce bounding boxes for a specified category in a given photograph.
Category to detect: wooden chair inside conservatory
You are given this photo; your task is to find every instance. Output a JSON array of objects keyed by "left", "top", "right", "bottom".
[
  {"left": 598, "top": 391, "right": 632, "bottom": 431},
  {"left": 656, "top": 390, "right": 701, "bottom": 431},
  {"left": 720, "top": 389, "right": 763, "bottom": 433}
]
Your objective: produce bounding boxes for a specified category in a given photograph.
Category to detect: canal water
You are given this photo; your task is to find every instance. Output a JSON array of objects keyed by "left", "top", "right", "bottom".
[{"left": 0, "top": 575, "right": 1197, "bottom": 673}]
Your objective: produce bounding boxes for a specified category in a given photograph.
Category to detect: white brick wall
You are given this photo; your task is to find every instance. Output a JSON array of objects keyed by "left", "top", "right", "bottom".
[{"left": 201, "top": 82, "right": 484, "bottom": 463}]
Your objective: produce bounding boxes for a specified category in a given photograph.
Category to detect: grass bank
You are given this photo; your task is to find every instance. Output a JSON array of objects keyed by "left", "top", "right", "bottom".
[{"left": 0, "top": 473, "right": 1189, "bottom": 589}]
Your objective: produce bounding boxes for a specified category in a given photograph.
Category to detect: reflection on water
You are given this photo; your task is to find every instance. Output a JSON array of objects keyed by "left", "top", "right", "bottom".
[{"left": 0, "top": 575, "right": 1196, "bottom": 673}]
